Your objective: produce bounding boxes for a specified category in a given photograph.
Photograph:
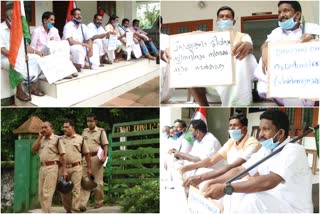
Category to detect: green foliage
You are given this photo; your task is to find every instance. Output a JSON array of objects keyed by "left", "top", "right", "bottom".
[
  {"left": 119, "top": 181, "right": 159, "bottom": 213},
  {"left": 1, "top": 108, "right": 159, "bottom": 161},
  {"left": 136, "top": 3, "right": 160, "bottom": 29}
]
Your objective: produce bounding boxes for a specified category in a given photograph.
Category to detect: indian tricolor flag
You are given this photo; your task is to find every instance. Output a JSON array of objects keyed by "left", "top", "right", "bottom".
[
  {"left": 8, "top": 0, "right": 31, "bottom": 89},
  {"left": 185, "top": 107, "right": 207, "bottom": 144},
  {"left": 66, "top": 0, "right": 77, "bottom": 23}
]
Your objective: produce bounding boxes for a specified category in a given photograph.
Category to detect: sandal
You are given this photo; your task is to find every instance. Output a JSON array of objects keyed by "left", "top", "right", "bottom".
[
  {"left": 31, "top": 90, "right": 45, "bottom": 96},
  {"left": 16, "top": 92, "right": 30, "bottom": 102}
]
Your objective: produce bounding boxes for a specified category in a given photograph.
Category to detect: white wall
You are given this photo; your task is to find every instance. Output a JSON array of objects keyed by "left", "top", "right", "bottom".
[
  {"left": 161, "top": 1, "right": 319, "bottom": 32},
  {"left": 116, "top": 1, "right": 137, "bottom": 23},
  {"left": 160, "top": 107, "right": 182, "bottom": 128},
  {"left": 207, "top": 108, "right": 230, "bottom": 145},
  {"left": 77, "top": 1, "right": 98, "bottom": 25}
]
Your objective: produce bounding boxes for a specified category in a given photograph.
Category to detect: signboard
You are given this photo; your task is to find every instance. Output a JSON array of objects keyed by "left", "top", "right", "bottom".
[
  {"left": 168, "top": 31, "right": 235, "bottom": 88},
  {"left": 114, "top": 122, "right": 160, "bottom": 133},
  {"left": 268, "top": 41, "right": 320, "bottom": 99},
  {"left": 188, "top": 186, "right": 223, "bottom": 214},
  {"left": 108, "top": 35, "right": 118, "bottom": 51},
  {"left": 126, "top": 32, "right": 134, "bottom": 47},
  {"left": 37, "top": 54, "right": 77, "bottom": 84}
]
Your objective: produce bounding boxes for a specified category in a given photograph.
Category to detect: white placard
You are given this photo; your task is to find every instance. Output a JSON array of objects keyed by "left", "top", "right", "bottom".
[
  {"left": 126, "top": 32, "right": 134, "bottom": 47},
  {"left": 108, "top": 35, "right": 118, "bottom": 51},
  {"left": 168, "top": 31, "right": 235, "bottom": 88},
  {"left": 268, "top": 41, "right": 320, "bottom": 99},
  {"left": 188, "top": 186, "right": 223, "bottom": 214},
  {"left": 305, "top": 23, "right": 320, "bottom": 35},
  {"left": 37, "top": 54, "right": 77, "bottom": 84}
]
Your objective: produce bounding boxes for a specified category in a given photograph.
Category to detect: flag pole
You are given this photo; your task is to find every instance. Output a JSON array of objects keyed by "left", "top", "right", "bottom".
[{"left": 23, "top": 37, "right": 31, "bottom": 101}]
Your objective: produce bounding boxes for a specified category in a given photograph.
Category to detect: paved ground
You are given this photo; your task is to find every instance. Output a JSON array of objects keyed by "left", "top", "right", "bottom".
[
  {"left": 29, "top": 205, "right": 122, "bottom": 213},
  {"left": 103, "top": 77, "right": 159, "bottom": 106}
]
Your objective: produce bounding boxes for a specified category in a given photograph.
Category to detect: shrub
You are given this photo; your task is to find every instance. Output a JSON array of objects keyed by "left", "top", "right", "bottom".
[{"left": 119, "top": 180, "right": 159, "bottom": 213}]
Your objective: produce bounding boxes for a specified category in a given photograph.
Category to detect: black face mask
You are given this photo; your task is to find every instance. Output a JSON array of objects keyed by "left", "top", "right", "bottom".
[{"left": 94, "top": 22, "right": 102, "bottom": 28}]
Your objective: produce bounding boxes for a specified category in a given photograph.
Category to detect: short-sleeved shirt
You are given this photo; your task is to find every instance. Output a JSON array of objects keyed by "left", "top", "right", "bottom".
[
  {"left": 30, "top": 25, "right": 61, "bottom": 51},
  {"left": 105, "top": 24, "right": 120, "bottom": 37},
  {"left": 87, "top": 22, "right": 107, "bottom": 36},
  {"left": 189, "top": 132, "right": 221, "bottom": 160},
  {"left": 266, "top": 26, "right": 303, "bottom": 43},
  {"left": 218, "top": 135, "right": 261, "bottom": 164},
  {"left": 60, "top": 134, "right": 89, "bottom": 164},
  {"left": 0, "top": 21, "right": 10, "bottom": 61},
  {"left": 242, "top": 137, "right": 313, "bottom": 212},
  {"left": 38, "top": 134, "right": 65, "bottom": 163},
  {"left": 63, "top": 21, "right": 93, "bottom": 42},
  {"left": 82, "top": 126, "right": 108, "bottom": 153}
]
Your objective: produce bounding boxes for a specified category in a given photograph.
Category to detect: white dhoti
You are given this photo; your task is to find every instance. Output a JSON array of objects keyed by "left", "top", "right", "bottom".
[
  {"left": 1, "top": 54, "right": 41, "bottom": 83},
  {"left": 70, "top": 44, "right": 100, "bottom": 69},
  {"left": 208, "top": 54, "right": 257, "bottom": 106},
  {"left": 224, "top": 191, "right": 300, "bottom": 213},
  {"left": 93, "top": 38, "right": 114, "bottom": 62}
]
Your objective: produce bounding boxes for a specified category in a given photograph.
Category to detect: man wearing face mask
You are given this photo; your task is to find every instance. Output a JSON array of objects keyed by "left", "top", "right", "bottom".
[
  {"left": 1, "top": 4, "right": 45, "bottom": 101},
  {"left": 171, "top": 119, "right": 221, "bottom": 172},
  {"left": 181, "top": 113, "right": 260, "bottom": 190},
  {"left": 87, "top": 14, "right": 114, "bottom": 65},
  {"left": 130, "top": 19, "right": 158, "bottom": 60},
  {"left": 191, "top": 6, "right": 257, "bottom": 107},
  {"left": 255, "top": 1, "right": 316, "bottom": 106},
  {"left": 79, "top": 113, "right": 108, "bottom": 211},
  {"left": 63, "top": 8, "right": 100, "bottom": 71},
  {"left": 202, "top": 109, "right": 313, "bottom": 213}
]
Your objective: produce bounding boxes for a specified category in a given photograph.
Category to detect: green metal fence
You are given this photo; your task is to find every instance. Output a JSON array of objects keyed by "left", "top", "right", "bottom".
[{"left": 106, "top": 119, "right": 159, "bottom": 199}]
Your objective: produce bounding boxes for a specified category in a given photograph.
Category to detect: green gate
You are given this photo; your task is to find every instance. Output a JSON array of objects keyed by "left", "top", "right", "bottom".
[{"left": 106, "top": 118, "right": 159, "bottom": 199}]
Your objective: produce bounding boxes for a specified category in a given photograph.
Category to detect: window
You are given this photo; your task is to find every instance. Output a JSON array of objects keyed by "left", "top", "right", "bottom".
[{"left": 162, "top": 19, "right": 213, "bottom": 35}]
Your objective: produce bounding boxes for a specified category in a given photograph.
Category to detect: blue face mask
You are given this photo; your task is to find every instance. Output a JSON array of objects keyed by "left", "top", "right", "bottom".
[
  {"left": 73, "top": 18, "right": 81, "bottom": 25},
  {"left": 278, "top": 14, "right": 297, "bottom": 30},
  {"left": 217, "top": 20, "right": 233, "bottom": 31},
  {"left": 45, "top": 23, "right": 53, "bottom": 29},
  {"left": 228, "top": 129, "right": 243, "bottom": 142},
  {"left": 260, "top": 130, "right": 280, "bottom": 151},
  {"left": 113, "top": 22, "right": 120, "bottom": 27},
  {"left": 94, "top": 23, "right": 102, "bottom": 28}
]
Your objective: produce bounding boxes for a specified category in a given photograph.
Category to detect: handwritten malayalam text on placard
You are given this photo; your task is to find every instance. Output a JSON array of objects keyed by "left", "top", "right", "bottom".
[
  {"left": 169, "top": 31, "right": 234, "bottom": 88},
  {"left": 37, "top": 54, "right": 77, "bottom": 84},
  {"left": 188, "top": 186, "right": 222, "bottom": 214},
  {"left": 126, "top": 32, "right": 134, "bottom": 47},
  {"left": 268, "top": 41, "right": 320, "bottom": 99},
  {"left": 108, "top": 35, "right": 118, "bottom": 51}
]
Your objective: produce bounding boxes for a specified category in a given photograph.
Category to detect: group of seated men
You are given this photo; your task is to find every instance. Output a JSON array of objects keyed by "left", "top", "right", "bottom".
[
  {"left": 160, "top": 1, "right": 318, "bottom": 107},
  {"left": 161, "top": 109, "right": 313, "bottom": 212},
  {"left": 1, "top": 6, "right": 159, "bottom": 101}
]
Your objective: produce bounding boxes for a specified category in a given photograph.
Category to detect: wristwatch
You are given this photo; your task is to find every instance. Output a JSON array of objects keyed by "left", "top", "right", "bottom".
[{"left": 224, "top": 182, "right": 233, "bottom": 195}]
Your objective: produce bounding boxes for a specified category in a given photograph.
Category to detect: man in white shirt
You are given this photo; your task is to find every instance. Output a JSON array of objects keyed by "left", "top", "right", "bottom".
[
  {"left": 63, "top": 8, "right": 99, "bottom": 71},
  {"left": 87, "top": 14, "right": 113, "bottom": 65},
  {"left": 181, "top": 113, "right": 260, "bottom": 189},
  {"left": 255, "top": 1, "right": 316, "bottom": 106},
  {"left": 172, "top": 119, "right": 221, "bottom": 167},
  {"left": 191, "top": 6, "right": 257, "bottom": 106},
  {"left": 202, "top": 109, "right": 313, "bottom": 213},
  {"left": 1, "top": 5, "right": 44, "bottom": 101}
]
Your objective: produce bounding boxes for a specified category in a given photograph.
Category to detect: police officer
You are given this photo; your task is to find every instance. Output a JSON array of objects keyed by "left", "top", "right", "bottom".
[
  {"left": 79, "top": 113, "right": 108, "bottom": 211},
  {"left": 59, "top": 119, "right": 92, "bottom": 213},
  {"left": 32, "top": 121, "right": 67, "bottom": 213}
]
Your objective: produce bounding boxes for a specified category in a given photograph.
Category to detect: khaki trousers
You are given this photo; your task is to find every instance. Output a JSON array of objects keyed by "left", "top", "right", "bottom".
[
  {"left": 39, "top": 164, "right": 59, "bottom": 213},
  {"left": 79, "top": 156, "right": 104, "bottom": 208}
]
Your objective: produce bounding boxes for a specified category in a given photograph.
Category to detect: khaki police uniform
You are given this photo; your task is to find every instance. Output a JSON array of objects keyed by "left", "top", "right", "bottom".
[
  {"left": 59, "top": 134, "right": 89, "bottom": 213},
  {"left": 38, "top": 134, "right": 65, "bottom": 213},
  {"left": 79, "top": 126, "right": 108, "bottom": 208}
]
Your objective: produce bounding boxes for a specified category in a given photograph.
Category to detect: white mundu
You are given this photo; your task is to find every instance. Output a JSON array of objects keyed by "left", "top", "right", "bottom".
[
  {"left": 118, "top": 26, "right": 142, "bottom": 60},
  {"left": 0, "top": 21, "right": 41, "bottom": 82},
  {"left": 224, "top": 138, "right": 313, "bottom": 213},
  {"left": 254, "top": 25, "right": 315, "bottom": 106},
  {"left": 63, "top": 21, "right": 99, "bottom": 69},
  {"left": 207, "top": 32, "right": 257, "bottom": 106},
  {"left": 105, "top": 24, "right": 122, "bottom": 62},
  {"left": 87, "top": 22, "right": 113, "bottom": 62}
]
